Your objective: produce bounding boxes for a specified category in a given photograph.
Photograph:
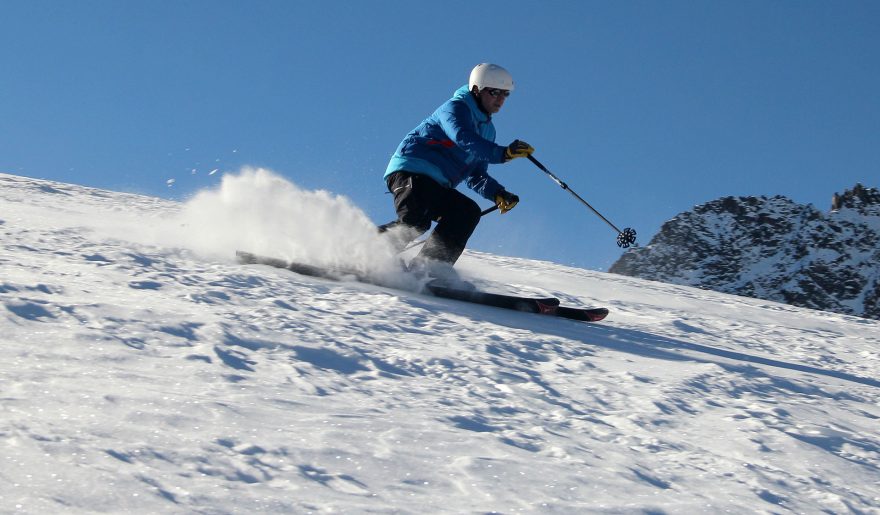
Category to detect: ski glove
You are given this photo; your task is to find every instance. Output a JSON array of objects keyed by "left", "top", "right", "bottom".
[
  {"left": 495, "top": 190, "right": 520, "bottom": 214},
  {"left": 504, "top": 140, "right": 535, "bottom": 161}
]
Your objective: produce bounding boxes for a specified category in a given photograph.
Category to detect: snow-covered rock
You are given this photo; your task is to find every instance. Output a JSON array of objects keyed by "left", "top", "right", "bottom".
[{"left": 611, "top": 184, "right": 880, "bottom": 320}]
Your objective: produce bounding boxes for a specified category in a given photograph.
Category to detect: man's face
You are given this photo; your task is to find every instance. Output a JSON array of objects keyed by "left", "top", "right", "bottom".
[{"left": 477, "top": 87, "right": 510, "bottom": 114}]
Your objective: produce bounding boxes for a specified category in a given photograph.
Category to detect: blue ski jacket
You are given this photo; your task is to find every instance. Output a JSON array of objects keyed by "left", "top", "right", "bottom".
[{"left": 385, "top": 85, "right": 508, "bottom": 201}]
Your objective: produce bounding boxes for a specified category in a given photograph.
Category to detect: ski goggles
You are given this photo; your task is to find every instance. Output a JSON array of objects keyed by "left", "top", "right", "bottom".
[{"left": 484, "top": 88, "right": 511, "bottom": 98}]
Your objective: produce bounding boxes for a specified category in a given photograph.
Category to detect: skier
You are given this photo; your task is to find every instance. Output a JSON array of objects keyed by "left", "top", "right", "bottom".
[{"left": 379, "top": 63, "right": 534, "bottom": 278}]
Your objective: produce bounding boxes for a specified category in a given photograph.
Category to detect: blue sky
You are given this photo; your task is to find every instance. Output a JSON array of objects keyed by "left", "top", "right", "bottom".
[{"left": 2, "top": 1, "right": 878, "bottom": 271}]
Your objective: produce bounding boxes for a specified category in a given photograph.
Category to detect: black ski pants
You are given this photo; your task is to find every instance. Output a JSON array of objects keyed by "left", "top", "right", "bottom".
[{"left": 379, "top": 171, "right": 481, "bottom": 265}]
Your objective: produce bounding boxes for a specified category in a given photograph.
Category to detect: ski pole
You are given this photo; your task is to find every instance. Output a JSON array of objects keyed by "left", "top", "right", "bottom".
[
  {"left": 402, "top": 205, "right": 499, "bottom": 252},
  {"left": 527, "top": 155, "right": 637, "bottom": 248}
]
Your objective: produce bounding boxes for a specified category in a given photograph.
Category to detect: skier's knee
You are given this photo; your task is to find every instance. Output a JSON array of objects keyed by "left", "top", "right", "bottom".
[{"left": 461, "top": 199, "right": 481, "bottom": 227}]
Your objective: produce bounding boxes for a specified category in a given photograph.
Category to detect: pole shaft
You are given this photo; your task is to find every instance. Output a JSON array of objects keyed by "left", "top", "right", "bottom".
[{"left": 527, "top": 155, "right": 624, "bottom": 234}]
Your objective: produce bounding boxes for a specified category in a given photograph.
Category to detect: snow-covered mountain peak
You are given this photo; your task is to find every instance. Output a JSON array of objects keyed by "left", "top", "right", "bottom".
[
  {"left": 612, "top": 187, "right": 880, "bottom": 320},
  {"left": 832, "top": 183, "right": 880, "bottom": 215}
]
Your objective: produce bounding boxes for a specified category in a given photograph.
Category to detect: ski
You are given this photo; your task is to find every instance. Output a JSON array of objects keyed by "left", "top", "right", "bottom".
[
  {"left": 555, "top": 305, "right": 609, "bottom": 323},
  {"left": 423, "top": 282, "right": 561, "bottom": 315},
  {"left": 236, "top": 250, "right": 372, "bottom": 283},
  {"left": 236, "top": 251, "right": 608, "bottom": 322}
]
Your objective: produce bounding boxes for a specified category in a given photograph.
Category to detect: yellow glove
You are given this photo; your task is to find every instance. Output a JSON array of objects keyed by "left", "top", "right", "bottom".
[
  {"left": 504, "top": 140, "right": 535, "bottom": 161},
  {"left": 494, "top": 190, "right": 520, "bottom": 214}
]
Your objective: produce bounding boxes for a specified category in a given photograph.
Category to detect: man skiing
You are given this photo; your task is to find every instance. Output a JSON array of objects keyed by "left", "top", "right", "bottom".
[{"left": 380, "top": 63, "right": 535, "bottom": 278}]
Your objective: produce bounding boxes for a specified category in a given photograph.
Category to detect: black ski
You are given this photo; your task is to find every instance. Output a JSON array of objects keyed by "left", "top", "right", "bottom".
[
  {"left": 423, "top": 283, "right": 607, "bottom": 322},
  {"left": 236, "top": 251, "right": 608, "bottom": 322},
  {"left": 236, "top": 250, "right": 371, "bottom": 282},
  {"left": 555, "top": 305, "right": 609, "bottom": 323},
  {"left": 424, "top": 282, "right": 561, "bottom": 315}
]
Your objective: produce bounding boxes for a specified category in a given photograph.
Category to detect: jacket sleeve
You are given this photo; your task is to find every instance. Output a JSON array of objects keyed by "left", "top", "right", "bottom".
[
  {"left": 437, "top": 101, "right": 507, "bottom": 164},
  {"left": 466, "top": 162, "right": 504, "bottom": 201}
]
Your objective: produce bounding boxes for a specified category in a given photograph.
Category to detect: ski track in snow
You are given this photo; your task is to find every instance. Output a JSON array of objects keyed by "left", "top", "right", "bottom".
[{"left": 1, "top": 172, "right": 879, "bottom": 514}]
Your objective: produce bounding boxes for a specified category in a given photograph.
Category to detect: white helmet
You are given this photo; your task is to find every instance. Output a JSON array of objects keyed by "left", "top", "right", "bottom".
[{"left": 469, "top": 63, "right": 515, "bottom": 92}]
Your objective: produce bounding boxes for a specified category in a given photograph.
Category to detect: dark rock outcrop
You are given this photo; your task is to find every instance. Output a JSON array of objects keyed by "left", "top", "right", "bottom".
[{"left": 610, "top": 184, "right": 880, "bottom": 319}]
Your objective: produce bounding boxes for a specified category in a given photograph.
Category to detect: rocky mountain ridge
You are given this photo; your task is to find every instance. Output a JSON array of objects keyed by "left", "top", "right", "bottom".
[{"left": 610, "top": 184, "right": 880, "bottom": 320}]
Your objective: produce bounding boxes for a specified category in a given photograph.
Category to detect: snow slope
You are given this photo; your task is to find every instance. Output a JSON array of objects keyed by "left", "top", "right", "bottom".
[{"left": 1, "top": 171, "right": 879, "bottom": 514}]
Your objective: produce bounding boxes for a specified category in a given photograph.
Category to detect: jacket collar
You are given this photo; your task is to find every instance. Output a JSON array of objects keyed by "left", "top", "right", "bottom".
[{"left": 453, "top": 85, "right": 492, "bottom": 121}]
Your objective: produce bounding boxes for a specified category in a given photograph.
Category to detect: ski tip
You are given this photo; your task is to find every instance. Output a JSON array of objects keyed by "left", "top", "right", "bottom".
[
  {"left": 587, "top": 309, "right": 609, "bottom": 322},
  {"left": 556, "top": 306, "right": 609, "bottom": 322}
]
